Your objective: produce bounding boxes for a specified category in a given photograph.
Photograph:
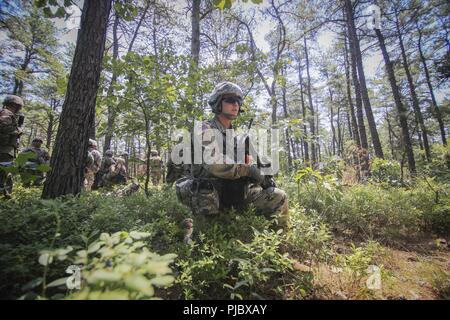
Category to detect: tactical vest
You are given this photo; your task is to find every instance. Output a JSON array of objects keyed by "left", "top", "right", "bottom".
[
  {"left": 0, "top": 109, "right": 19, "bottom": 156},
  {"left": 185, "top": 119, "right": 249, "bottom": 212}
]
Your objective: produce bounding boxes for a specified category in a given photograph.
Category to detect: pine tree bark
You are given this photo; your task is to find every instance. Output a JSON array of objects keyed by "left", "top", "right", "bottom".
[
  {"left": 304, "top": 37, "right": 317, "bottom": 166},
  {"left": 281, "top": 67, "right": 292, "bottom": 171},
  {"left": 416, "top": 23, "right": 447, "bottom": 145},
  {"left": 375, "top": 28, "right": 416, "bottom": 174},
  {"left": 298, "top": 61, "right": 310, "bottom": 165},
  {"left": 191, "top": 0, "right": 201, "bottom": 67},
  {"left": 42, "top": 0, "right": 112, "bottom": 198},
  {"left": 344, "top": 33, "right": 361, "bottom": 147},
  {"left": 345, "top": 16, "right": 368, "bottom": 150},
  {"left": 395, "top": 12, "right": 430, "bottom": 161},
  {"left": 344, "top": 0, "right": 384, "bottom": 158},
  {"left": 103, "top": 12, "right": 120, "bottom": 153}
]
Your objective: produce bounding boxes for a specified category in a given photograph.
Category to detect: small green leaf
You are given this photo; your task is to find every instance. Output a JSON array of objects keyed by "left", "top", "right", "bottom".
[
  {"left": 22, "top": 278, "right": 43, "bottom": 291},
  {"left": 39, "top": 253, "right": 53, "bottom": 266},
  {"left": 125, "top": 275, "right": 154, "bottom": 296},
  {"left": 88, "top": 270, "right": 121, "bottom": 283},
  {"left": 16, "top": 151, "right": 36, "bottom": 167},
  {"left": 150, "top": 275, "right": 175, "bottom": 287},
  {"left": 87, "top": 241, "right": 103, "bottom": 253},
  {"left": 35, "top": 0, "right": 47, "bottom": 8},
  {"left": 43, "top": 7, "right": 53, "bottom": 17},
  {"left": 47, "top": 277, "right": 69, "bottom": 288},
  {"left": 129, "top": 231, "right": 151, "bottom": 240}
]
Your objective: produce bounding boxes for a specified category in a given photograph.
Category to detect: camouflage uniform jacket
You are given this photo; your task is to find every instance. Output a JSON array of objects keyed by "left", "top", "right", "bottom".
[
  {"left": 87, "top": 148, "right": 102, "bottom": 173},
  {"left": 190, "top": 116, "right": 251, "bottom": 180},
  {"left": 0, "top": 108, "right": 21, "bottom": 157},
  {"left": 149, "top": 156, "right": 163, "bottom": 172},
  {"left": 21, "top": 146, "right": 50, "bottom": 164},
  {"left": 99, "top": 155, "right": 116, "bottom": 174},
  {"left": 112, "top": 156, "right": 127, "bottom": 177}
]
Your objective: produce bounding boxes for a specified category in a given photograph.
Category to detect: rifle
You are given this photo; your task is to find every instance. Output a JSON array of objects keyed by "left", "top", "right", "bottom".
[
  {"left": 238, "top": 118, "right": 276, "bottom": 189},
  {"left": 14, "top": 113, "right": 25, "bottom": 158}
]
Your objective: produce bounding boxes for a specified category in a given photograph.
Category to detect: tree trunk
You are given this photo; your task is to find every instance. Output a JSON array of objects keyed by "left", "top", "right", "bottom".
[
  {"left": 281, "top": 66, "right": 292, "bottom": 171},
  {"left": 386, "top": 110, "right": 395, "bottom": 159},
  {"left": 344, "top": 33, "right": 361, "bottom": 147},
  {"left": 345, "top": 0, "right": 383, "bottom": 158},
  {"left": 298, "top": 59, "right": 310, "bottom": 165},
  {"left": 328, "top": 88, "right": 337, "bottom": 156},
  {"left": 346, "top": 20, "right": 368, "bottom": 150},
  {"left": 395, "top": 12, "right": 430, "bottom": 161},
  {"left": 417, "top": 23, "right": 447, "bottom": 145},
  {"left": 375, "top": 28, "right": 415, "bottom": 174},
  {"left": 144, "top": 115, "right": 151, "bottom": 196},
  {"left": 337, "top": 105, "right": 343, "bottom": 156},
  {"left": 304, "top": 37, "right": 317, "bottom": 166},
  {"left": 103, "top": 12, "right": 120, "bottom": 153},
  {"left": 191, "top": 0, "right": 201, "bottom": 67},
  {"left": 42, "top": 0, "right": 112, "bottom": 198},
  {"left": 13, "top": 49, "right": 31, "bottom": 96},
  {"left": 46, "top": 99, "right": 55, "bottom": 150}
]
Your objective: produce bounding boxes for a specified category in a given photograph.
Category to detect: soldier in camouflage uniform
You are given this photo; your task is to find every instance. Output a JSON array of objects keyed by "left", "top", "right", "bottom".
[
  {"left": 149, "top": 149, "right": 163, "bottom": 185},
  {"left": 84, "top": 139, "right": 102, "bottom": 191},
  {"left": 110, "top": 153, "right": 128, "bottom": 185},
  {"left": 0, "top": 95, "right": 24, "bottom": 198},
  {"left": 175, "top": 82, "right": 289, "bottom": 242},
  {"left": 20, "top": 137, "right": 50, "bottom": 186},
  {"left": 115, "top": 181, "right": 140, "bottom": 197},
  {"left": 94, "top": 149, "right": 115, "bottom": 188}
]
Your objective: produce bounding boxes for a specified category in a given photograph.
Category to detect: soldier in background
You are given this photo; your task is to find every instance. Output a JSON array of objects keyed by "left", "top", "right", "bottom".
[
  {"left": 93, "top": 149, "right": 115, "bottom": 189},
  {"left": 115, "top": 181, "right": 139, "bottom": 197},
  {"left": 20, "top": 137, "right": 50, "bottom": 186},
  {"left": 84, "top": 139, "right": 102, "bottom": 191},
  {"left": 149, "top": 149, "right": 163, "bottom": 185},
  {"left": 0, "top": 95, "right": 24, "bottom": 198},
  {"left": 110, "top": 153, "right": 128, "bottom": 185}
]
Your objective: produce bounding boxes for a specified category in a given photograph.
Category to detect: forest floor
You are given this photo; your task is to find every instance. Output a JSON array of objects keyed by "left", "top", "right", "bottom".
[
  {"left": 306, "top": 237, "right": 450, "bottom": 300},
  {"left": 1, "top": 177, "right": 449, "bottom": 300}
]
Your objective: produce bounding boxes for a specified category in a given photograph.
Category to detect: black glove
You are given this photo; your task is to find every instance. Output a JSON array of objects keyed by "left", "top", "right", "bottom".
[
  {"left": 246, "top": 165, "right": 264, "bottom": 185},
  {"left": 261, "top": 176, "right": 276, "bottom": 189}
]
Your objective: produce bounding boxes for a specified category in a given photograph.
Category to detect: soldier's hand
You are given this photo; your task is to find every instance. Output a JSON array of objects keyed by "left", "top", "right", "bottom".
[
  {"left": 246, "top": 165, "right": 264, "bottom": 185},
  {"left": 261, "top": 176, "right": 276, "bottom": 189}
]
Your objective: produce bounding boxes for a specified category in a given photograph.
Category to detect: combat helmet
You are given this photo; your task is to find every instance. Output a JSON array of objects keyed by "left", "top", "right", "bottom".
[
  {"left": 32, "top": 137, "right": 43, "bottom": 144},
  {"left": 104, "top": 149, "right": 113, "bottom": 157},
  {"left": 208, "top": 81, "right": 244, "bottom": 114},
  {"left": 88, "top": 139, "right": 97, "bottom": 148},
  {"left": 3, "top": 95, "right": 24, "bottom": 110}
]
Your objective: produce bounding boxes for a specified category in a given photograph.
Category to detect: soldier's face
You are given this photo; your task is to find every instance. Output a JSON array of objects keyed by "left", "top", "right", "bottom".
[
  {"left": 6, "top": 103, "right": 22, "bottom": 114},
  {"left": 221, "top": 96, "right": 241, "bottom": 120}
]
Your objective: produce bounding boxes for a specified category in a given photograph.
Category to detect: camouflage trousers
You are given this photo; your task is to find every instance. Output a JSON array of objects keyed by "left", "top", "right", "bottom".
[
  {"left": 151, "top": 170, "right": 161, "bottom": 185},
  {"left": 0, "top": 153, "right": 14, "bottom": 198},
  {"left": 84, "top": 170, "right": 96, "bottom": 191},
  {"left": 245, "top": 184, "right": 289, "bottom": 229},
  {"left": 176, "top": 178, "right": 289, "bottom": 229}
]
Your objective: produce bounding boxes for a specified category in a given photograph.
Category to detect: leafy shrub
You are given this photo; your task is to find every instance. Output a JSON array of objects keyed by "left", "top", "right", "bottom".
[
  {"left": 420, "top": 144, "right": 450, "bottom": 182},
  {"left": 22, "top": 231, "right": 176, "bottom": 300},
  {"left": 370, "top": 158, "right": 402, "bottom": 186},
  {"left": 289, "top": 169, "right": 446, "bottom": 240},
  {"left": 334, "top": 241, "right": 386, "bottom": 298},
  {"left": 286, "top": 204, "right": 332, "bottom": 259}
]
